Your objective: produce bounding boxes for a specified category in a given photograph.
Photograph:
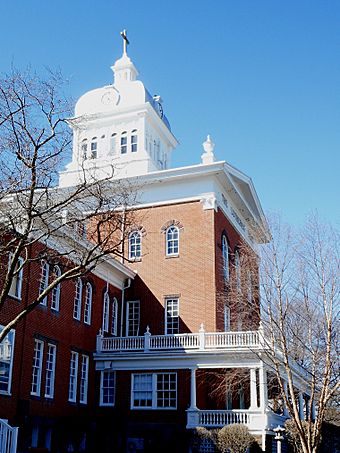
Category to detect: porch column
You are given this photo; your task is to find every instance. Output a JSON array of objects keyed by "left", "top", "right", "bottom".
[
  {"left": 298, "top": 393, "right": 305, "bottom": 420},
  {"left": 259, "top": 364, "right": 268, "bottom": 411},
  {"left": 189, "top": 367, "right": 197, "bottom": 409},
  {"left": 283, "top": 381, "right": 289, "bottom": 417},
  {"left": 250, "top": 368, "right": 258, "bottom": 409}
]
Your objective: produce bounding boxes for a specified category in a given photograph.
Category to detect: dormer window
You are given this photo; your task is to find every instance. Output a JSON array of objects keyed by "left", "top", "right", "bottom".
[
  {"left": 131, "top": 130, "right": 137, "bottom": 152},
  {"left": 121, "top": 132, "right": 127, "bottom": 154},
  {"left": 81, "top": 139, "right": 88, "bottom": 160},
  {"left": 90, "top": 138, "right": 97, "bottom": 159},
  {"left": 110, "top": 133, "right": 117, "bottom": 155}
]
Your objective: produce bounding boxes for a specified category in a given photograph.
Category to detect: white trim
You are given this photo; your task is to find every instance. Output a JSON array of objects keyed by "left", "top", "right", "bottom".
[
  {"left": 79, "top": 354, "right": 89, "bottom": 404},
  {"left": 31, "top": 339, "right": 44, "bottom": 396},
  {"left": 100, "top": 370, "right": 116, "bottom": 406},
  {"left": 131, "top": 372, "right": 177, "bottom": 410},
  {"left": 0, "top": 327, "right": 15, "bottom": 395},
  {"left": 68, "top": 351, "right": 79, "bottom": 402},
  {"left": 126, "top": 300, "right": 140, "bottom": 337},
  {"left": 165, "top": 298, "right": 179, "bottom": 335},
  {"left": 84, "top": 282, "right": 93, "bottom": 325},
  {"left": 39, "top": 260, "right": 49, "bottom": 306},
  {"left": 51, "top": 265, "right": 61, "bottom": 311},
  {"left": 44, "top": 343, "right": 57, "bottom": 398},
  {"left": 8, "top": 255, "right": 24, "bottom": 300},
  {"left": 73, "top": 278, "right": 83, "bottom": 320}
]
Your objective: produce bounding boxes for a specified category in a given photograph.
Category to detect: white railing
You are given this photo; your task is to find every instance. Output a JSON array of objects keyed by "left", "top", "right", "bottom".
[
  {"left": 97, "top": 326, "right": 260, "bottom": 353},
  {"left": 0, "top": 419, "right": 18, "bottom": 453},
  {"left": 199, "top": 410, "right": 251, "bottom": 427}
]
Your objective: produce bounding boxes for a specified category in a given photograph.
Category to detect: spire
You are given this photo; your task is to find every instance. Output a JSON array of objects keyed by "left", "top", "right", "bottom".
[
  {"left": 111, "top": 29, "right": 138, "bottom": 85},
  {"left": 201, "top": 135, "right": 216, "bottom": 164}
]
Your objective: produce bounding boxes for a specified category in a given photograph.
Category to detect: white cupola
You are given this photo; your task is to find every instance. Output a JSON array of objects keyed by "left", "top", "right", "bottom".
[{"left": 59, "top": 30, "right": 178, "bottom": 188}]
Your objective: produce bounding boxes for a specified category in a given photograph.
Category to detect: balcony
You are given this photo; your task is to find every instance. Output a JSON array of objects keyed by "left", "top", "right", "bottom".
[{"left": 96, "top": 326, "right": 262, "bottom": 354}]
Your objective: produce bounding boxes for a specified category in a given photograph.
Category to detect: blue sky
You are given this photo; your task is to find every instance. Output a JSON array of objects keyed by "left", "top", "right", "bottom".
[{"left": 1, "top": 0, "right": 339, "bottom": 227}]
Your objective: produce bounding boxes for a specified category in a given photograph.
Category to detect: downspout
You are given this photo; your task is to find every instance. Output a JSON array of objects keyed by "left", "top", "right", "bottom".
[{"left": 120, "top": 206, "right": 126, "bottom": 265}]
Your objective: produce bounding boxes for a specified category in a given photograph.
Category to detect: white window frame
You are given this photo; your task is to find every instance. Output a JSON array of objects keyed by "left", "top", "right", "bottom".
[
  {"left": 235, "top": 249, "right": 241, "bottom": 291},
  {"left": 90, "top": 137, "right": 97, "bottom": 159},
  {"left": 120, "top": 131, "right": 127, "bottom": 154},
  {"left": 8, "top": 254, "right": 24, "bottom": 299},
  {"left": 79, "top": 354, "right": 89, "bottom": 404},
  {"left": 224, "top": 305, "right": 231, "bottom": 332},
  {"left": 166, "top": 226, "right": 179, "bottom": 256},
  {"left": 0, "top": 326, "right": 15, "bottom": 395},
  {"left": 111, "top": 298, "right": 118, "bottom": 336},
  {"left": 84, "top": 283, "right": 93, "bottom": 325},
  {"left": 81, "top": 139, "right": 88, "bottom": 160},
  {"left": 102, "top": 291, "right": 110, "bottom": 333},
  {"left": 131, "top": 129, "right": 137, "bottom": 152},
  {"left": 126, "top": 300, "right": 140, "bottom": 337},
  {"left": 165, "top": 298, "right": 179, "bottom": 335},
  {"left": 39, "top": 260, "right": 49, "bottom": 306},
  {"left": 131, "top": 373, "right": 177, "bottom": 410},
  {"left": 128, "top": 230, "right": 142, "bottom": 260},
  {"left": 100, "top": 370, "right": 116, "bottom": 406},
  {"left": 68, "top": 351, "right": 79, "bottom": 402},
  {"left": 44, "top": 343, "right": 57, "bottom": 398},
  {"left": 110, "top": 133, "right": 117, "bottom": 155},
  {"left": 222, "top": 235, "right": 229, "bottom": 281},
  {"left": 51, "top": 265, "right": 61, "bottom": 311},
  {"left": 73, "top": 278, "right": 83, "bottom": 320},
  {"left": 31, "top": 339, "right": 44, "bottom": 396}
]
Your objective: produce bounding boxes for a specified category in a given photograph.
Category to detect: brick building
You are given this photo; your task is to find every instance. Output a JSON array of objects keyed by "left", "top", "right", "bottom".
[{"left": 1, "top": 34, "right": 313, "bottom": 453}]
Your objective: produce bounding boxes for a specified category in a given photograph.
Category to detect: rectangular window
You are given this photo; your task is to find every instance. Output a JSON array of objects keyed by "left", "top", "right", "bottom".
[
  {"left": 39, "top": 261, "right": 49, "bottom": 306},
  {"left": 79, "top": 354, "right": 89, "bottom": 404},
  {"left": 31, "top": 339, "right": 44, "bottom": 396},
  {"left": 8, "top": 255, "right": 24, "bottom": 299},
  {"left": 0, "top": 327, "right": 15, "bottom": 395},
  {"left": 90, "top": 141, "right": 97, "bottom": 159},
  {"left": 131, "top": 373, "right": 177, "bottom": 410},
  {"left": 44, "top": 344, "right": 57, "bottom": 398},
  {"left": 126, "top": 300, "right": 140, "bottom": 336},
  {"left": 131, "top": 134, "right": 137, "bottom": 152},
  {"left": 121, "top": 135, "right": 127, "bottom": 154},
  {"left": 165, "top": 298, "right": 179, "bottom": 335},
  {"left": 100, "top": 370, "right": 116, "bottom": 406},
  {"left": 68, "top": 351, "right": 79, "bottom": 402}
]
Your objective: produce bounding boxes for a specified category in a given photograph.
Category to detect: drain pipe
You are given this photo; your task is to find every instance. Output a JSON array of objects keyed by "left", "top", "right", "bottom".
[{"left": 120, "top": 277, "right": 131, "bottom": 337}]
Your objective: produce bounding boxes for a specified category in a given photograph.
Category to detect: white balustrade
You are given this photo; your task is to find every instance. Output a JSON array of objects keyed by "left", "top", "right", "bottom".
[
  {"left": 0, "top": 419, "right": 18, "bottom": 453},
  {"left": 198, "top": 410, "right": 251, "bottom": 427},
  {"left": 97, "top": 330, "right": 259, "bottom": 353}
]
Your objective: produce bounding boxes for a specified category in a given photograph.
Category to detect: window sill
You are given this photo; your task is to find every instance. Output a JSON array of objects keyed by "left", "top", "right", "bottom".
[
  {"left": 165, "top": 254, "right": 179, "bottom": 259},
  {"left": 8, "top": 293, "right": 22, "bottom": 301}
]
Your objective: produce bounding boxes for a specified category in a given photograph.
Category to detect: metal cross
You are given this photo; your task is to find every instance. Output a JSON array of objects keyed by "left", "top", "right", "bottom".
[{"left": 120, "top": 29, "right": 129, "bottom": 54}]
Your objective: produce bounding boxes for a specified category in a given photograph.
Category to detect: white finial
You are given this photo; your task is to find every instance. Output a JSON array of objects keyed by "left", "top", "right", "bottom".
[
  {"left": 120, "top": 29, "right": 129, "bottom": 55},
  {"left": 201, "top": 135, "right": 216, "bottom": 164}
]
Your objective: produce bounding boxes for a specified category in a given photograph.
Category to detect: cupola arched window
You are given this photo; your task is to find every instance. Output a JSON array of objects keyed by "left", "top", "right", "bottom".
[
  {"left": 235, "top": 249, "right": 241, "bottom": 291},
  {"left": 110, "top": 133, "right": 117, "bottom": 155},
  {"left": 129, "top": 231, "right": 142, "bottom": 260},
  {"left": 84, "top": 282, "right": 93, "bottom": 325},
  {"left": 73, "top": 278, "right": 83, "bottom": 320},
  {"left": 51, "top": 265, "right": 61, "bottom": 311},
  {"left": 120, "top": 132, "right": 127, "bottom": 154},
  {"left": 81, "top": 139, "right": 88, "bottom": 160},
  {"left": 90, "top": 137, "right": 97, "bottom": 159},
  {"left": 39, "top": 260, "right": 49, "bottom": 306},
  {"left": 222, "top": 235, "right": 229, "bottom": 281},
  {"left": 131, "top": 129, "right": 137, "bottom": 152},
  {"left": 166, "top": 226, "right": 179, "bottom": 256}
]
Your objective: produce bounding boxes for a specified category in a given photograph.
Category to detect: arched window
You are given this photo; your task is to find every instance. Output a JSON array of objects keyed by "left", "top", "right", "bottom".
[
  {"left": 73, "top": 278, "right": 83, "bottom": 320},
  {"left": 90, "top": 137, "right": 97, "bottom": 159},
  {"left": 235, "top": 249, "right": 241, "bottom": 291},
  {"left": 39, "top": 260, "right": 49, "bottom": 306},
  {"left": 166, "top": 226, "right": 179, "bottom": 256},
  {"left": 131, "top": 129, "right": 137, "bottom": 152},
  {"left": 111, "top": 298, "right": 118, "bottom": 336},
  {"left": 84, "top": 283, "right": 93, "bottom": 325},
  {"left": 110, "top": 133, "right": 117, "bottom": 154},
  {"left": 222, "top": 235, "right": 229, "bottom": 281},
  {"left": 102, "top": 291, "right": 110, "bottom": 333},
  {"left": 120, "top": 131, "right": 127, "bottom": 154},
  {"left": 81, "top": 139, "right": 88, "bottom": 160},
  {"left": 129, "top": 231, "right": 142, "bottom": 260},
  {"left": 51, "top": 265, "right": 61, "bottom": 311}
]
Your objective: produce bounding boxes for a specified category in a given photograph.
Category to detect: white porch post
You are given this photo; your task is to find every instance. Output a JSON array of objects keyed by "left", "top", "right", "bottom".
[
  {"left": 190, "top": 367, "right": 197, "bottom": 409},
  {"left": 283, "top": 381, "right": 289, "bottom": 417},
  {"left": 259, "top": 364, "right": 268, "bottom": 411},
  {"left": 298, "top": 393, "right": 305, "bottom": 420},
  {"left": 250, "top": 368, "right": 258, "bottom": 409}
]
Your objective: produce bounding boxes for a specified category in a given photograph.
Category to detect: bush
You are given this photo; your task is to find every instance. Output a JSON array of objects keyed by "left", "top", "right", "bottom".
[{"left": 195, "top": 424, "right": 254, "bottom": 453}]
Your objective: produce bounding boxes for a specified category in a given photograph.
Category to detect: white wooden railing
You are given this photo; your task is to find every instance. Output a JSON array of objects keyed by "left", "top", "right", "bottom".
[
  {"left": 199, "top": 410, "right": 251, "bottom": 427},
  {"left": 97, "top": 325, "right": 261, "bottom": 353},
  {"left": 0, "top": 419, "right": 18, "bottom": 453}
]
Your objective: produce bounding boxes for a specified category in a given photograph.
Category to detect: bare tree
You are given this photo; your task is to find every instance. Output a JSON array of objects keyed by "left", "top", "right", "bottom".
[
  {"left": 0, "top": 68, "right": 139, "bottom": 342},
  {"left": 258, "top": 214, "right": 340, "bottom": 453}
]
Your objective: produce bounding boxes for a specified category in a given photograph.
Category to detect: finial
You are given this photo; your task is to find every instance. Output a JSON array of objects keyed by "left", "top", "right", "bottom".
[
  {"left": 201, "top": 135, "right": 216, "bottom": 164},
  {"left": 120, "top": 29, "right": 129, "bottom": 55}
]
